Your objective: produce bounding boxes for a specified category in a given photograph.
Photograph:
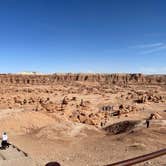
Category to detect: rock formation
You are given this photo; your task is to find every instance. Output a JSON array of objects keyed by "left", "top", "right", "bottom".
[{"left": 0, "top": 73, "right": 165, "bottom": 85}]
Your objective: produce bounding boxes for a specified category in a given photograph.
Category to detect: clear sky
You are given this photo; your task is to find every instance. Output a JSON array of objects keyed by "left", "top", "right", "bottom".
[{"left": 0, "top": 0, "right": 166, "bottom": 74}]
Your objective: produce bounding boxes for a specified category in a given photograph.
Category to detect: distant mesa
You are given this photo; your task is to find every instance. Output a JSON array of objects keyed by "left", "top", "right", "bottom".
[{"left": 18, "top": 71, "right": 43, "bottom": 75}]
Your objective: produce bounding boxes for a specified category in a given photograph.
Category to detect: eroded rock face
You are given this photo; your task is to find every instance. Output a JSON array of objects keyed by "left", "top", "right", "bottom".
[
  {"left": 120, "top": 90, "right": 165, "bottom": 104},
  {"left": 148, "top": 112, "right": 162, "bottom": 120},
  {"left": 135, "top": 94, "right": 164, "bottom": 103},
  {"left": 69, "top": 111, "right": 100, "bottom": 126},
  {"left": 0, "top": 74, "right": 166, "bottom": 85}
]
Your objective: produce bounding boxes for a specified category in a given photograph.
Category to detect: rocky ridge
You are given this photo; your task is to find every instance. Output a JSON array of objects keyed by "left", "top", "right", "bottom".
[{"left": 0, "top": 73, "right": 166, "bottom": 85}]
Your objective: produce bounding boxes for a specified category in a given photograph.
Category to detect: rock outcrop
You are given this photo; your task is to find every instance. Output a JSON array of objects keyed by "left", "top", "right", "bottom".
[{"left": 0, "top": 73, "right": 166, "bottom": 85}]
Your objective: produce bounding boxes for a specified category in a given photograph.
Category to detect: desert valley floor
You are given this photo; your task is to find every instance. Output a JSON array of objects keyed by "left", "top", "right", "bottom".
[{"left": 0, "top": 74, "right": 165, "bottom": 166}]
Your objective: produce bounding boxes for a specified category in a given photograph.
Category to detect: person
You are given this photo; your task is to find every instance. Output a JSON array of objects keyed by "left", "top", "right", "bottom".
[
  {"left": 1, "top": 132, "right": 9, "bottom": 149},
  {"left": 45, "top": 162, "right": 61, "bottom": 166},
  {"left": 146, "top": 119, "right": 150, "bottom": 128}
]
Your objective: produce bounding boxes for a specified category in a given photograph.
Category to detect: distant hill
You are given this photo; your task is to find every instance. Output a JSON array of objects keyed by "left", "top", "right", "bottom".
[{"left": 18, "top": 71, "right": 42, "bottom": 75}]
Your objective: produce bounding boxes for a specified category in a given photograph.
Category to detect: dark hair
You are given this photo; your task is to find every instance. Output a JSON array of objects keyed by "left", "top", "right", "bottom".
[{"left": 45, "top": 162, "right": 61, "bottom": 166}]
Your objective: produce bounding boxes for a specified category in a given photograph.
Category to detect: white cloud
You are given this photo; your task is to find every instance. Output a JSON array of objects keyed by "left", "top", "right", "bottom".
[
  {"left": 134, "top": 43, "right": 164, "bottom": 48},
  {"left": 140, "top": 44, "right": 166, "bottom": 54},
  {"left": 131, "top": 42, "right": 166, "bottom": 55}
]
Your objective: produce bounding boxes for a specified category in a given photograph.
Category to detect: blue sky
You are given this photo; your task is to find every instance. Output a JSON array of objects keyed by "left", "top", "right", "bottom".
[{"left": 0, "top": 0, "right": 166, "bottom": 74}]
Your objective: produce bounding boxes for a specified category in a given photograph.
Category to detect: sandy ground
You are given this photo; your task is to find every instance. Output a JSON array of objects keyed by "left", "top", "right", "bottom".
[
  {"left": 10, "top": 122, "right": 166, "bottom": 166},
  {"left": 0, "top": 83, "right": 165, "bottom": 165}
]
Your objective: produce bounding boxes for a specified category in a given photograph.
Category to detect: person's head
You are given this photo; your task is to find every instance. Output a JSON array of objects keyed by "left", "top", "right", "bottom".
[
  {"left": 45, "top": 162, "right": 61, "bottom": 166},
  {"left": 3, "top": 132, "right": 6, "bottom": 135}
]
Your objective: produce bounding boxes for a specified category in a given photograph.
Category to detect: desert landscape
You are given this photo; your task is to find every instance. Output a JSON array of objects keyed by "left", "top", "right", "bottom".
[
  {"left": 0, "top": 73, "right": 165, "bottom": 166},
  {"left": 1, "top": 0, "right": 166, "bottom": 165}
]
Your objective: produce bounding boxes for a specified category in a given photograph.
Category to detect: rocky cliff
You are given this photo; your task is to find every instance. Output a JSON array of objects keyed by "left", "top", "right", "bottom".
[{"left": 0, "top": 73, "right": 165, "bottom": 85}]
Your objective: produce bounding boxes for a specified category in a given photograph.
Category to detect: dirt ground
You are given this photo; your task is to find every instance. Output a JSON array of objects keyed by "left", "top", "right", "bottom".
[{"left": 0, "top": 80, "right": 166, "bottom": 165}]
